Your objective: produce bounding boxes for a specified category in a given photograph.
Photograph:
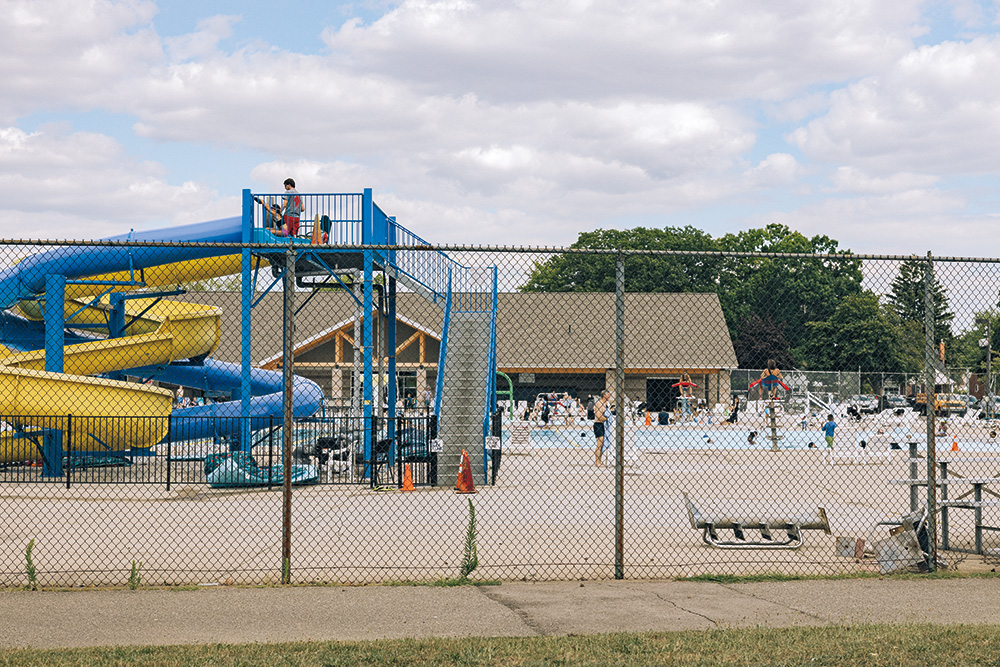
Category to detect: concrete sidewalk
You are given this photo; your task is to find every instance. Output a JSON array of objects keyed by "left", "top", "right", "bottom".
[{"left": 3, "top": 578, "right": 1000, "bottom": 649}]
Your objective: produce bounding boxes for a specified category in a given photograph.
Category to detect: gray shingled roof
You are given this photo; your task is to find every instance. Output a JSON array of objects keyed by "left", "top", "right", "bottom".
[{"left": 169, "top": 290, "right": 736, "bottom": 371}]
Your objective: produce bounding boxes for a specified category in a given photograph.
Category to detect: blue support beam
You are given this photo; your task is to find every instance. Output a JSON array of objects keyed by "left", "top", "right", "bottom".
[
  {"left": 44, "top": 274, "right": 65, "bottom": 373},
  {"left": 362, "top": 249, "right": 374, "bottom": 471},
  {"left": 238, "top": 188, "right": 254, "bottom": 451},
  {"left": 362, "top": 188, "right": 373, "bottom": 244},
  {"left": 43, "top": 274, "right": 65, "bottom": 478},
  {"left": 106, "top": 292, "right": 126, "bottom": 381},
  {"left": 386, "top": 216, "right": 397, "bottom": 442},
  {"left": 387, "top": 275, "right": 397, "bottom": 442}
]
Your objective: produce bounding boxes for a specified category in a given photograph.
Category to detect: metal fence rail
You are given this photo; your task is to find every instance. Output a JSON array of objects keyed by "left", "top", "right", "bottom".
[{"left": 3, "top": 238, "right": 1000, "bottom": 587}]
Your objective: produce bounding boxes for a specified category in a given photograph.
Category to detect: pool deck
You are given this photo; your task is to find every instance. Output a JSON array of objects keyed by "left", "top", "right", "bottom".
[{"left": 4, "top": 434, "right": 1000, "bottom": 587}]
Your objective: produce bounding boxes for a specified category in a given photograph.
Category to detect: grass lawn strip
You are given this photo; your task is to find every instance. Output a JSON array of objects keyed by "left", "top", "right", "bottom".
[{"left": 1, "top": 624, "right": 999, "bottom": 666}]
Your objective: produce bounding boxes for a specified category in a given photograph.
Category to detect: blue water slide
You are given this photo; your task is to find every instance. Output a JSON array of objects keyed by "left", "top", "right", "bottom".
[
  {"left": 0, "top": 217, "right": 242, "bottom": 309},
  {"left": 0, "top": 310, "right": 94, "bottom": 351},
  {"left": 130, "top": 359, "right": 323, "bottom": 441}
]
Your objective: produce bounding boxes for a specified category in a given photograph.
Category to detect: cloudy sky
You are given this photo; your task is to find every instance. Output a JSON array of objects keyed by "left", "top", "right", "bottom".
[{"left": 1, "top": 0, "right": 999, "bottom": 254}]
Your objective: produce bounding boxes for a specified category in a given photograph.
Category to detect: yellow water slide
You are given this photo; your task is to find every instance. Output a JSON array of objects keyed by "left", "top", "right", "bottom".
[{"left": 0, "top": 255, "right": 243, "bottom": 462}]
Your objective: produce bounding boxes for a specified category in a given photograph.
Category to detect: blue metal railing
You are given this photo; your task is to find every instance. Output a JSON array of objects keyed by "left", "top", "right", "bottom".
[
  {"left": 244, "top": 189, "right": 494, "bottom": 313},
  {"left": 433, "top": 268, "right": 452, "bottom": 418},
  {"left": 248, "top": 192, "right": 365, "bottom": 243},
  {"left": 387, "top": 219, "right": 495, "bottom": 313}
]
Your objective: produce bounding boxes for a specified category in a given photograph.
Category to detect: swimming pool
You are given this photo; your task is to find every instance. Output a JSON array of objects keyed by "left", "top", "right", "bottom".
[{"left": 502, "top": 425, "right": 1000, "bottom": 452}]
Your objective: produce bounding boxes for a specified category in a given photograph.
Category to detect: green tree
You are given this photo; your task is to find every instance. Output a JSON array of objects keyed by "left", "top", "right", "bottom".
[
  {"left": 886, "top": 258, "right": 954, "bottom": 344},
  {"left": 733, "top": 313, "right": 795, "bottom": 369},
  {"left": 800, "top": 292, "right": 906, "bottom": 372},
  {"left": 953, "top": 310, "right": 1000, "bottom": 378},
  {"left": 716, "top": 224, "right": 863, "bottom": 367},
  {"left": 520, "top": 226, "right": 721, "bottom": 293}
]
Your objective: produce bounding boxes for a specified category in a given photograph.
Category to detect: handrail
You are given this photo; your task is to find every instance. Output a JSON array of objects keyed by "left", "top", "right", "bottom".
[
  {"left": 433, "top": 268, "right": 452, "bottom": 418},
  {"left": 481, "top": 266, "right": 499, "bottom": 481}
]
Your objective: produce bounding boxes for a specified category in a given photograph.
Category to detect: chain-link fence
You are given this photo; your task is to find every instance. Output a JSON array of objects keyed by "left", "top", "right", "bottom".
[{"left": 3, "top": 225, "right": 1000, "bottom": 587}]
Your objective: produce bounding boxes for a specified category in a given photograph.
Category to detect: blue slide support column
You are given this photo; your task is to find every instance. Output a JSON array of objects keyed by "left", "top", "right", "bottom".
[
  {"left": 106, "top": 293, "right": 126, "bottom": 381},
  {"left": 44, "top": 274, "right": 65, "bottom": 373},
  {"left": 238, "top": 188, "right": 254, "bottom": 451},
  {"left": 361, "top": 190, "right": 375, "bottom": 471},
  {"left": 362, "top": 248, "right": 374, "bottom": 473},
  {"left": 362, "top": 188, "right": 374, "bottom": 244},
  {"left": 43, "top": 273, "right": 65, "bottom": 477}
]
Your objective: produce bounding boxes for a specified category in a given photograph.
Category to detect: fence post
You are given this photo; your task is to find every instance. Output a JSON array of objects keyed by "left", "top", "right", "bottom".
[
  {"left": 165, "top": 418, "right": 171, "bottom": 492},
  {"left": 923, "top": 251, "right": 938, "bottom": 571},
  {"left": 614, "top": 251, "right": 625, "bottom": 580},
  {"left": 282, "top": 246, "right": 296, "bottom": 584},
  {"left": 65, "top": 414, "right": 72, "bottom": 491}
]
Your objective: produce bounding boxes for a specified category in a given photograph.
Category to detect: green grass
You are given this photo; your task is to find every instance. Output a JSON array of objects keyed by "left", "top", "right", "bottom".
[{"left": 2, "top": 624, "right": 1000, "bottom": 666}]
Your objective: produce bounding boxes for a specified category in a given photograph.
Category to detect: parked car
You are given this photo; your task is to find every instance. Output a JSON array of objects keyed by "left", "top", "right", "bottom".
[
  {"left": 849, "top": 394, "right": 879, "bottom": 414},
  {"left": 883, "top": 394, "right": 908, "bottom": 410}
]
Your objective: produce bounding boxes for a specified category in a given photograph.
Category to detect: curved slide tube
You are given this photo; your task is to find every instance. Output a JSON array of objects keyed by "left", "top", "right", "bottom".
[{"left": 134, "top": 359, "right": 324, "bottom": 441}]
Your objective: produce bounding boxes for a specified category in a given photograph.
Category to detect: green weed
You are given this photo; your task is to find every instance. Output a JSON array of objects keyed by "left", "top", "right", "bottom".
[
  {"left": 460, "top": 498, "right": 478, "bottom": 580},
  {"left": 24, "top": 539, "right": 37, "bottom": 591}
]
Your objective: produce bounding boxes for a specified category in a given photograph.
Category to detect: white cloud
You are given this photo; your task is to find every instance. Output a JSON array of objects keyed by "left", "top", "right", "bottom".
[
  {"left": 0, "top": 0, "right": 997, "bottom": 260},
  {"left": 740, "top": 186, "right": 969, "bottom": 255},
  {"left": 165, "top": 15, "right": 240, "bottom": 62},
  {"left": 0, "top": 124, "right": 219, "bottom": 237},
  {"left": 322, "top": 0, "right": 923, "bottom": 103},
  {"left": 830, "top": 166, "right": 938, "bottom": 193},
  {"left": 790, "top": 36, "right": 1000, "bottom": 175},
  {"left": 0, "top": 0, "right": 162, "bottom": 123},
  {"left": 745, "top": 153, "right": 802, "bottom": 187}
]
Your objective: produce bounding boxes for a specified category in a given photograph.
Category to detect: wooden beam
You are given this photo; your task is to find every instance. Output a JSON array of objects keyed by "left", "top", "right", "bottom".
[{"left": 395, "top": 330, "right": 421, "bottom": 355}]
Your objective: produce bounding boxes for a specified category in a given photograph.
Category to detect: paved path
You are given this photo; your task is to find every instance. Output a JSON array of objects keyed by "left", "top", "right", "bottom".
[{"left": 3, "top": 578, "right": 1000, "bottom": 649}]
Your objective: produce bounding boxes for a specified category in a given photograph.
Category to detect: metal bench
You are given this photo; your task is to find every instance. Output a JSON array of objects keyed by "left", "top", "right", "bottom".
[{"left": 683, "top": 493, "right": 831, "bottom": 549}]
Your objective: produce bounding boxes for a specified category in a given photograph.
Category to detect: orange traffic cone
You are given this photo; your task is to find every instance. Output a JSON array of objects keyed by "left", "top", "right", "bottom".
[
  {"left": 402, "top": 463, "right": 415, "bottom": 492},
  {"left": 455, "top": 449, "right": 477, "bottom": 494},
  {"left": 952, "top": 438, "right": 959, "bottom": 452},
  {"left": 645, "top": 411, "right": 651, "bottom": 426}
]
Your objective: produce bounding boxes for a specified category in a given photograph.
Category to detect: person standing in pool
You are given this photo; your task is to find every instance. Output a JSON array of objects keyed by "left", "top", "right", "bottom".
[
  {"left": 593, "top": 390, "right": 611, "bottom": 467},
  {"left": 725, "top": 395, "right": 740, "bottom": 424},
  {"left": 822, "top": 414, "right": 837, "bottom": 448}
]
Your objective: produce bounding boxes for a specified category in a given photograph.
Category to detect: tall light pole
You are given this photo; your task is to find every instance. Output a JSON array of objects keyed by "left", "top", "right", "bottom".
[{"left": 977, "top": 317, "right": 992, "bottom": 418}]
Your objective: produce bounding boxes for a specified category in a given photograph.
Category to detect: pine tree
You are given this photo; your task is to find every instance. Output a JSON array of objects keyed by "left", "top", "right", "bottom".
[{"left": 887, "top": 258, "right": 954, "bottom": 344}]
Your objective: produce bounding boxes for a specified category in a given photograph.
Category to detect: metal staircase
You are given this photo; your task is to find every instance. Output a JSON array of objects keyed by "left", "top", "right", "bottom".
[{"left": 436, "top": 310, "right": 493, "bottom": 485}]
